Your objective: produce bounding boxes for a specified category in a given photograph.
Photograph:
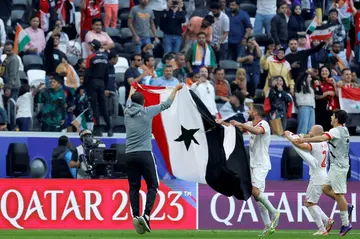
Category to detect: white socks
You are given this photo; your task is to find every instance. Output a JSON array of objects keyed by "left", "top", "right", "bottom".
[
  {"left": 309, "top": 206, "right": 326, "bottom": 231},
  {"left": 257, "top": 193, "right": 277, "bottom": 215},
  {"left": 257, "top": 201, "right": 271, "bottom": 227},
  {"left": 340, "top": 211, "right": 349, "bottom": 226},
  {"left": 313, "top": 205, "right": 329, "bottom": 224}
]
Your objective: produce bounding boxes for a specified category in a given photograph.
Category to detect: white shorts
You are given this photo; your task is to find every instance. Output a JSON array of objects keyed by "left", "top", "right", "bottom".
[
  {"left": 305, "top": 181, "right": 322, "bottom": 203},
  {"left": 250, "top": 167, "right": 269, "bottom": 193},
  {"left": 324, "top": 168, "right": 348, "bottom": 194}
]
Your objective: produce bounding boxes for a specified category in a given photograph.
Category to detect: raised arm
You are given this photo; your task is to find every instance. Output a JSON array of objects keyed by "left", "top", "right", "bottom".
[
  {"left": 284, "top": 131, "right": 311, "bottom": 151},
  {"left": 230, "top": 120, "right": 264, "bottom": 135}
]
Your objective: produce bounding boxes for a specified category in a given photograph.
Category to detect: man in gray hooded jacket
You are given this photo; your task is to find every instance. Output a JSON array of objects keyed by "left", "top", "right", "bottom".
[{"left": 125, "top": 83, "right": 183, "bottom": 234}]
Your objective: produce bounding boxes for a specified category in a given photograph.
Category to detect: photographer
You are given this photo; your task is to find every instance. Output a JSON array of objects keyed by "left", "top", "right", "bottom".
[{"left": 159, "top": 0, "right": 186, "bottom": 54}]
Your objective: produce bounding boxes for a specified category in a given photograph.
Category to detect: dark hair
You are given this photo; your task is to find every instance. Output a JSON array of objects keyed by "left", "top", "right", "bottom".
[
  {"left": 30, "top": 15, "right": 39, "bottom": 21},
  {"left": 131, "top": 92, "right": 145, "bottom": 105},
  {"left": 164, "top": 64, "right": 173, "bottom": 69},
  {"left": 271, "top": 75, "right": 289, "bottom": 91},
  {"left": 19, "top": 84, "right": 30, "bottom": 97},
  {"left": 214, "top": 68, "right": 224, "bottom": 73},
  {"left": 228, "top": 0, "right": 239, "bottom": 5},
  {"left": 252, "top": 104, "right": 264, "bottom": 117},
  {"left": 319, "top": 65, "right": 331, "bottom": 82},
  {"left": 278, "top": 1, "right": 288, "bottom": 9},
  {"left": 130, "top": 54, "right": 142, "bottom": 61},
  {"left": 329, "top": 8, "right": 338, "bottom": 15},
  {"left": 341, "top": 68, "right": 351, "bottom": 75},
  {"left": 332, "top": 41, "right": 341, "bottom": 45},
  {"left": 210, "top": 2, "right": 221, "bottom": 9},
  {"left": 58, "top": 135, "right": 69, "bottom": 147},
  {"left": 143, "top": 54, "right": 154, "bottom": 64},
  {"left": 295, "top": 73, "right": 311, "bottom": 94},
  {"left": 289, "top": 38, "right": 298, "bottom": 43},
  {"left": 203, "top": 15, "right": 215, "bottom": 24},
  {"left": 333, "top": 109, "right": 348, "bottom": 124},
  {"left": 197, "top": 31, "right": 206, "bottom": 37},
  {"left": 188, "top": 72, "right": 199, "bottom": 78},
  {"left": 92, "top": 18, "right": 103, "bottom": 25},
  {"left": 4, "top": 40, "right": 14, "bottom": 48}
]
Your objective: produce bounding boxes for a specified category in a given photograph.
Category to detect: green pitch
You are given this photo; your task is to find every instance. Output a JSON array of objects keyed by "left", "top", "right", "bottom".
[{"left": 0, "top": 230, "right": 359, "bottom": 239}]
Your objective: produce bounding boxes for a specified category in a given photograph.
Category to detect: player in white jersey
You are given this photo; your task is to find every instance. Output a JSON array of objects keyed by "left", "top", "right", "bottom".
[
  {"left": 230, "top": 104, "right": 280, "bottom": 236},
  {"left": 295, "top": 110, "right": 353, "bottom": 236},
  {"left": 284, "top": 125, "right": 332, "bottom": 235}
]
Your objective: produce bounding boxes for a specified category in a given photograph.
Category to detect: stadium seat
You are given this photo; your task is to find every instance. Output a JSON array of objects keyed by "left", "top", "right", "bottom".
[
  {"left": 120, "top": 28, "right": 133, "bottom": 44},
  {"left": 19, "top": 71, "right": 27, "bottom": 84},
  {"left": 119, "top": 0, "right": 130, "bottom": 8},
  {"left": 281, "top": 146, "right": 303, "bottom": 180},
  {"left": 27, "top": 69, "right": 46, "bottom": 87},
  {"left": 119, "top": 8, "right": 130, "bottom": 28},
  {"left": 81, "top": 42, "right": 89, "bottom": 58},
  {"left": 114, "top": 42, "right": 125, "bottom": 53},
  {"left": 116, "top": 73, "right": 125, "bottom": 86},
  {"left": 220, "top": 60, "right": 238, "bottom": 75},
  {"left": 118, "top": 86, "right": 126, "bottom": 106},
  {"left": 253, "top": 33, "right": 271, "bottom": 47},
  {"left": 239, "top": 3, "right": 257, "bottom": 18},
  {"left": 106, "top": 28, "right": 122, "bottom": 43},
  {"left": 225, "top": 74, "right": 236, "bottom": 84},
  {"left": 115, "top": 57, "right": 129, "bottom": 73},
  {"left": 11, "top": 10, "right": 25, "bottom": 28},
  {"left": 22, "top": 55, "right": 43, "bottom": 71},
  {"left": 1, "top": 54, "right": 24, "bottom": 71},
  {"left": 123, "top": 42, "right": 136, "bottom": 54},
  {"left": 13, "top": 0, "right": 29, "bottom": 8}
]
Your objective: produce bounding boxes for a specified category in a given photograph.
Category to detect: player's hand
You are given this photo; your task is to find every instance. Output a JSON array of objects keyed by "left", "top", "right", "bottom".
[
  {"left": 215, "top": 118, "right": 224, "bottom": 124},
  {"left": 284, "top": 130, "right": 291, "bottom": 138},
  {"left": 294, "top": 137, "right": 305, "bottom": 144},
  {"left": 230, "top": 120, "right": 241, "bottom": 127}
]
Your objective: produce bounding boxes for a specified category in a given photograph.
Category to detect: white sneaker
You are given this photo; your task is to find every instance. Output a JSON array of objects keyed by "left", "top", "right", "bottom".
[
  {"left": 313, "top": 230, "right": 328, "bottom": 236},
  {"left": 132, "top": 217, "right": 145, "bottom": 234},
  {"left": 271, "top": 210, "right": 280, "bottom": 229}
]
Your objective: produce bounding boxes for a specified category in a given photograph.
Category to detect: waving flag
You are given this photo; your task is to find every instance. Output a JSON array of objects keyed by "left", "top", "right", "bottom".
[
  {"left": 306, "top": 16, "right": 320, "bottom": 35},
  {"left": 309, "top": 25, "right": 333, "bottom": 41},
  {"left": 14, "top": 24, "right": 30, "bottom": 55},
  {"left": 134, "top": 84, "right": 252, "bottom": 200},
  {"left": 339, "top": 87, "right": 360, "bottom": 114}
]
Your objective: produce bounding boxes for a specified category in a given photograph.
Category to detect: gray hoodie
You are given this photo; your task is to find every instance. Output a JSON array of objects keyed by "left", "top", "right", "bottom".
[{"left": 124, "top": 98, "right": 173, "bottom": 153}]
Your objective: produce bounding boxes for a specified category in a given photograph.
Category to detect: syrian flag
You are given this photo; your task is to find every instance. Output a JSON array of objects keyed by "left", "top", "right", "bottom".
[
  {"left": 339, "top": 87, "right": 360, "bottom": 113},
  {"left": 310, "top": 25, "right": 333, "bottom": 41},
  {"left": 134, "top": 84, "right": 252, "bottom": 200}
]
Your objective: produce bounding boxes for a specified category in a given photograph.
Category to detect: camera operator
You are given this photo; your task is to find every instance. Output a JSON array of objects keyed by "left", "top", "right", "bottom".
[{"left": 51, "top": 135, "right": 77, "bottom": 178}]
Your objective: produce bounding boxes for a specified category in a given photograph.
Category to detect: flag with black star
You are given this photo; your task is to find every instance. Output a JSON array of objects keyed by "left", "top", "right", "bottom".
[{"left": 134, "top": 84, "right": 252, "bottom": 200}]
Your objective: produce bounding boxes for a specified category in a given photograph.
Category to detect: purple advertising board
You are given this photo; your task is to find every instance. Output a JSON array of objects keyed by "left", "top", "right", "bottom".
[{"left": 198, "top": 181, "right": 359, "bottom": 230}]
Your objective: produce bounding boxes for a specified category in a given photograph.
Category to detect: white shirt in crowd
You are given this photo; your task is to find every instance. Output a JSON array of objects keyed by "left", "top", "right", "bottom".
[
  {"left": 308, "top": 141, "right": 329, "bottom": 185},
  {"left": 191, "top": 80, "right": 218, "bottom": 116},
  {"left": 256, "top": 0, "right": 277, "bottom": 15},
  {"left": 147, "top": 0, "right": 167, "bottom": 11},
  {"left": 209, "top": 11, "right": 229, "bottom": 45},
  {"left": 16, "top": 92, "right": 33, "bottom": 119},
  {"left": 248, "top": 120, "right": 271, "bottom": 170},
  {"left": 325, "top": 126, "right": 350, "bottom": 170},
  {"left": 0, "top": 19, "right": 6, "bottom": 46}
]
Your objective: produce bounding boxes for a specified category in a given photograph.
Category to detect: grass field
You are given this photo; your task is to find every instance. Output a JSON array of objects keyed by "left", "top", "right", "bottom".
[{"left": 0, "top": 230, "right": 358, "bottom": 238}]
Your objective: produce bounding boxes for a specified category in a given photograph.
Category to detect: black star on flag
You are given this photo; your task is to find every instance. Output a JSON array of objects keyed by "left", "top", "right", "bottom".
[{"left": 174, "top": 125, "right": 200, "bottom": 150}]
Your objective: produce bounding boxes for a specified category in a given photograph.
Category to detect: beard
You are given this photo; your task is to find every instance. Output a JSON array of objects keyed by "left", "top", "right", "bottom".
[
  {"left": 213, "top": 13, "right": 220, "bottom": 17},
  {"left": 247, "top": 114, "right": 254, "bottom": 122}
]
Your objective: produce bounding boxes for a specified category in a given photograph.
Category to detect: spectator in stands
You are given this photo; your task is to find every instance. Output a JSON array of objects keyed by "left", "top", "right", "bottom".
[
  {"left": 260, "top": 40, "right": 276, "bottom": 69},
  {"left": 24, "top": 16, "right": 46, "bottom": 55},
  {"left": 1, "top": 86, "right": 10, "bottom": 114},
  {"left": 0, "top": 18, "right": 5, "bottom": 55},
  {"left": 209, "top": 2, "right": 229, "bottom": 62},
  {"left": 295, "top": 70, "right": 316, "bottom": 134},
  {"left": 104, "top": 0, "right": 119, "bottom": 28},
  {"left": 271, "top": 2, "right": 289, "bottom": 50},
  {"left": 107, "top": 51, "right": 118, "bottom": 93},
  {"left": 231, "top": 68, "right": 248, "bottom": 96},
  {"left": 182, "top": 15, "right": 214, "bottom": 53},
  {"left": 0, "top": 0, "right": 12, "bottom": 24},
  {"left": 219, "top": 0, "right": 229, "bottom": 13},
  {"left": 75, "top": 58, "right": 86, "bottom": 76},
  {"left": 147, "top": 0, "right": 168, "bottom": 28},
  {"left": 326, "top": 9, "right": 346, "bottom": 46},
  {"left": 80, "top": 0, "right": 101, "bottom": 42},
  {"left": 74, "top": 85, "right": 93, "bottom": 130},
  {"left": 173, "top": 53, "right": 187, "bottom": 83},
  {"left": 314, "top": 66, "right": 336, "bottom": 131},
  {"left": 237, "top": 37, "right": 262, "bottom": 98},
  {"left": 186, "top": 72, "right": 199, "bottom": 86},
  {"left": 191, "top": 66, "right": 218, "bottom": 117},
  {"left": 151, "top": 64, "right": 179, "bottom": 86},
  {"left": 213, "top": 67, "right": 231, "bottom": 103},
  {"left": 44, "top": 28, "right": 67, "bottom": 75},
  {"left": 124, "top": 54, "right": 148, "bottom": 99},
  {"left": 160, "top": 0, "right": 186, "bottom": 55},
  {"left": 351, "top": 71, "right": 360, "bottom": 85},
  {"left": 287, "top": 4, "right": 306, "bottom": 40},
  {"left": 330, "top": 41, "right": 350, "bottom": 68},
  {"left": 2, "top": 41, "right": 20, "bottom": 100},
  {"left": 337, "top": 68, "right": 360, "bottom": 88},
  {"left": 263, "top": 48, "right": 292, "bottom": 96},
  {"left": 85, "top": 18, "right": 115, "bottom": 55},
  {"left": 128, "top": 0, "right": 159, "bottom": 54},
  {"left": 254, "top": 0, "right": 277, "bottom": 35},
  {"left": 186, "top": 32, "right": 216, "bottom": 74},
  {"left": 227, "top": 0, "right": 252, "bottom": 61},
  {"left": 85, "top": 39, "right": 112, "bottom": 137},
  {"left": 36, "top": 75, "right": 66, "bottom": 132},
  {"left": 16, "top": 83, "right": 43, "bottom": 131},
  {"left": 268, "top": 75, "right": 291, "bottom": 130},
  {"left": 0, "top": 105, "right": 7, "bottom": 131},
  {"left": 190, "top": 0, "right": 209, "bottom": 18},
  {"left": 219, "top": 90, "right": 248, "bottom": 123},
  {"left": 46, "top": 19, "right": 70, "bottom": 55},
  {"left": 138, "top": 54, "right": 157, "bottom": 85},
  {"left": 311, "top": 39, "right": 330, "bottom": 69}
]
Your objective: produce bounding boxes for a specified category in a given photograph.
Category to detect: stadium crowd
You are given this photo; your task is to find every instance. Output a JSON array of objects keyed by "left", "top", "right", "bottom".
[{"left": 0, "top": 0, "right": 359, "bottom": 136}]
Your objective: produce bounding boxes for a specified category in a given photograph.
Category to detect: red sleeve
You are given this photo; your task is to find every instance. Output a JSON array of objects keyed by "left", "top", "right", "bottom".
[
  {"left": 307, "top": 143, "right": 313, "bottom": 151},
  {"left": 324, "top": 132, "right": 332, "bottom": 140},
  {"left": 257, "top": 125, "right": 265, "bottom": 134},
  {"left": 86, "top": 53, "right": 95, "bottom": 68}
]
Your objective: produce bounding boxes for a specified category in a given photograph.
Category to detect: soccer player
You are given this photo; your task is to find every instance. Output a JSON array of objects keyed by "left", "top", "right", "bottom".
[
  {"left": 230, "top": 104, "right": 280, "bottom": 236},
  {"left": 295, "top": 110, "right": 354, "bottom": 236},
  {"left": 284, "top": 125, "right": 332, "bottom": 235}
]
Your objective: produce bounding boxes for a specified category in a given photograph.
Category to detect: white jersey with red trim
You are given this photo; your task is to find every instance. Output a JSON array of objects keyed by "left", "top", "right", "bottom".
[
  {"left": 325, "top": 126, "right": 350, "bottom": 169},
  {"left": 248, "top": 120, "right": 271, "bottom": 170},
  {"left": 308, "top": 142, "right": 329, "bottom": 185}
]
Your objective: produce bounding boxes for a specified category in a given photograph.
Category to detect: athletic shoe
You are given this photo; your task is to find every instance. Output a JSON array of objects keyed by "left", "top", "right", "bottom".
[
  {"left": 271, "top": 210, "right": 280, "bottom": 229},
  {"left": 138, "top": 215, "right": 151, "bottom": 233},
  {"left": 132, "top": 217, "right": 145, "bottom": 234},
  {"left": 325, "top": 219, "right": 335, "bottom": 233},
  {"left": 258, "top": 227, "right": 275, "bottom": 236},
  {"left": 313, "top": 230, "right": 328, "bottom": 236},
  {"left": 348, "top": 204, "right": 354, "bottom": 220},
  {"left": 339, "top": 223, "right": 352, "bottom": 236}
]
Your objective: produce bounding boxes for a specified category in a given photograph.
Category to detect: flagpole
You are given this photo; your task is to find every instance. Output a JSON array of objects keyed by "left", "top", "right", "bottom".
[{"left": 71, "top": 107, "right": 89, "bottom": 125}]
